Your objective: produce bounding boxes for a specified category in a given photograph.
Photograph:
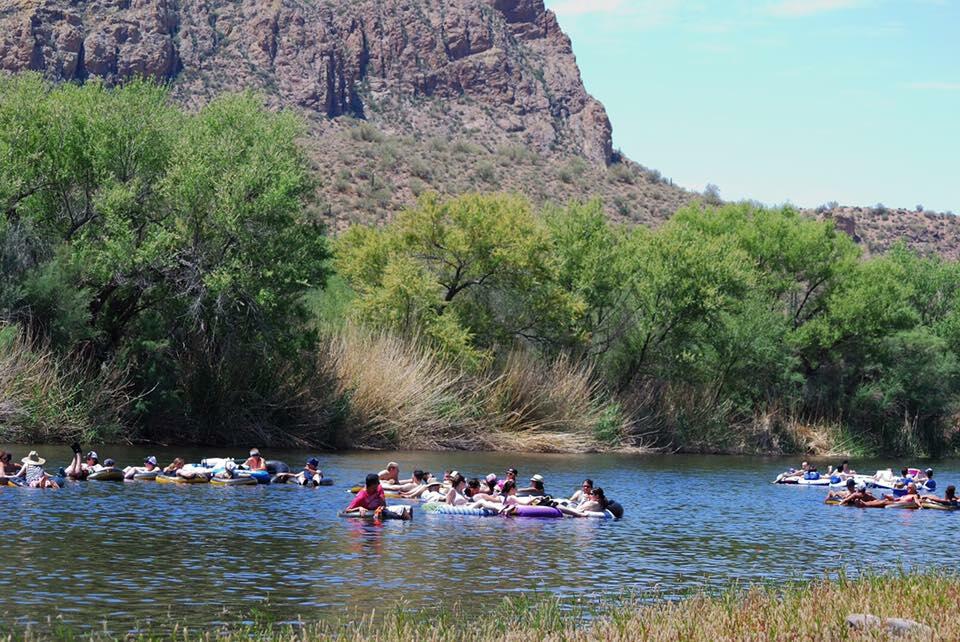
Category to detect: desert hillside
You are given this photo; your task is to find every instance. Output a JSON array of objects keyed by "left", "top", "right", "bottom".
[{"left": 1, "top": 0, "right": 955, "bottom": 251}]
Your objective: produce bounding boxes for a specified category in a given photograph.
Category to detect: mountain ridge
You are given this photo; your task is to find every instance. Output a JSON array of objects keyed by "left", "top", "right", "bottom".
[{"left": 1, "top": 0, "right": 956, "bottom": 256}]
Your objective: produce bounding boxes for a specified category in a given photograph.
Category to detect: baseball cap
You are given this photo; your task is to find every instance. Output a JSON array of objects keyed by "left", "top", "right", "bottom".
[
  {"left": 485, "top": 473, "right": 497, "bottom": 483},
  {"left": 530, "top": 474, "right": 544, "bottom": 483},
  {"left": 506, "top": 468, "right": 518, "bottom": 476},
  {"left": 249, "top": 448, "right": 260, "bottom": 456},
  {"left": 144, "top": 456, "right": 158, "bottom": 466},
  {"left": 307, "top": 457, "right": 320, "bottom": 467},
  {"left": 86, "top": 451, "right": 99, "bottom": 461},
  {"left": 103, "top": 458, "right": 115, "bottom": 467}
]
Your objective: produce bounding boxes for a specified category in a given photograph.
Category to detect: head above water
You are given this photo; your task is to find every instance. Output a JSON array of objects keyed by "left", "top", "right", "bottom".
[
  {"left": 412, "top": 469, "right": 425, "bottom": 482},
  {"left": 387, "top": 462, "right": 399, "bottom": 472},
  {"left": 451, "top": 473, "right": 465, "bottom": 489},
  {"left": 86, "top": 451, "right": 98, "bottom": 463},
  {"left": 901, "top": 468, "right": 909, "bottom": 477},
  {"left": 306, "top": 457, "right": 320, "bottom": 468},
  {"left": 926, "top": 468, "right": 934, "bottom": 478},
  {"left": 582, "top": 479, "right": 594, "bottom": 490},
  {"left": 365, "top": 473, "right": 380, "bottom": 490},
  {"left": 505, "top": 468, "right": 518, "bottom": 479},
  {"left": 846, "top": 479, "right": 856, "bottom": 490},
  {"left": 947, "top": 485, "right": 956, "bottom": 500}
]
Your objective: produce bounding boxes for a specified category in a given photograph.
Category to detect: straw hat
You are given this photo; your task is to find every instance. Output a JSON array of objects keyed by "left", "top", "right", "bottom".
[{"left": 22, "top": 451, "right": 45, "bottom": 466}]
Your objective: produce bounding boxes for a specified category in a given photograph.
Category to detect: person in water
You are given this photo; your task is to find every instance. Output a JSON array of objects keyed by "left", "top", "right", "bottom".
[
  {"left": 923, "top": 485, "right": 957, "bottom": 507},
  {"left": 518, "top": 474, "right": 546, "bottom": 496},
  {"left": 472, "top": 480, "right": 525, "bottom": 514},
  {"left": 497, "top": 468, "right": 518, "bottom": 490},
  {"left": 569, "top": 479, "right": 594, "bottom": 505},
  {"left": 378, "top": 462, "right": 401, "bottom": 486},
  {"left": 919, "top": 468, "right": 936, "bottom": 490},
  {"left": 445, "top": 474, "right": 469, "bottom": 506},
  {"left": 214, "top": 460, "right": 239, "bottom": 479},
  {"left": 0, "top": 451, "right": 21, "bottom": 476},
  {"left": 876, "top": 483, "right": 924, "bottom": 508},
  {"left": 16, "top": 451, "right": 60, "bottom": 489},
  {"left": 344, "top": 473, "right": 387, "bottom": 516},
  {"left": 826, "top": 479, "right": 857, "bottom": 502},
  {"left": 244, "top": 449, "right": 267, "bottom": 471},
  {"left": 123, "top": 456, "right": 160, "bottom": 480},
  {"left": 482, "top": 473, "right": 499, "bottom": 495},
  {"left": 403, "top": 479, "right": 444, "bottom": 501},
  {"left": 163, "top": 457, "right": 210, "bottom": 481},
  {"left": 64, "top": 444, "right": 103, "bottom": 479},
  {"left": 297, "top": 457, "right": 324, "bottom": 486}
]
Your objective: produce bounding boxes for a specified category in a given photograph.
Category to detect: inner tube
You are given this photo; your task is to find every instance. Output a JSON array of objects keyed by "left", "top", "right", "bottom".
[
  {"left": 422, "top": 502, "right": 497, "bottom": 517},
  {"left": 885, "top": 501, "right": 920, "bottom": 510},
  {"left": 921, "top": 499, "right": 958, "bottom": 511},
  {"left": 87, "top": 469, "right": 124, "bottom": 482},
  {"left": 265, "top": 460, "right": 290, "bottom": 475},
  {"left": 133, "top": 471, "right": 159, "bottom": 481},
  {"left": 606, "top": 500, "right": 624, "bottom": 519},
  {"left": 337, "top": 505, "right": 412, "bottom": 521},
  {"left": 210, "top": 476, "right": 258, "bottom": 486},
  {"left": 237, "top": 470, "right": 271, "bottom": 484},
  {"left": 156, "top": 473, "right": 209, "bottom": 484},
  {"left": 511, "top": 505, "right": 563, "bottom": 518}
]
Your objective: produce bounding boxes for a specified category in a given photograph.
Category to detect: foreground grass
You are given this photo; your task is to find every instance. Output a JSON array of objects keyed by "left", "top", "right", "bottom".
[{"left": 7, "top": 571, "right": 956, "bottom": 641}]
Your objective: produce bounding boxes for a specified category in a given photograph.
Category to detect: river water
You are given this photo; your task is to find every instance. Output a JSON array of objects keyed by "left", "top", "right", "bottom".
[{"left": 1, "top": 445, "right": 957, "bottom": 629}]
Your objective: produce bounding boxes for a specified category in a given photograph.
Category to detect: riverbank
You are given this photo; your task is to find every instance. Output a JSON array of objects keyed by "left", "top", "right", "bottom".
[{"left": 4, "top": 571, "right": 952, "bottom": 641}]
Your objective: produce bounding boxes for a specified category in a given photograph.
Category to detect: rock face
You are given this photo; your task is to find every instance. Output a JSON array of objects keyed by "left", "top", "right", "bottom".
[{"left": 0, "top": 0, "right": 613, "bottom": 166}]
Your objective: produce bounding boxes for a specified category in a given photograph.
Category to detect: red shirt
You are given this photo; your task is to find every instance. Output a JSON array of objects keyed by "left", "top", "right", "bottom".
[{"left": 347, "top": 486, "right": 386, "bottom": 511}]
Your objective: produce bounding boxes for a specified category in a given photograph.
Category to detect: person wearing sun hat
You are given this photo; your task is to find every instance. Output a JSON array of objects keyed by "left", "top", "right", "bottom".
[
  {"left": 122, "top": 455, "right": 160, "bottom": 480},
  {"left": 518, "top": 473, "right": 547, "bottom": 497},
  {"left": 16, "top": 451, "right": 60, "bottom": 489}
]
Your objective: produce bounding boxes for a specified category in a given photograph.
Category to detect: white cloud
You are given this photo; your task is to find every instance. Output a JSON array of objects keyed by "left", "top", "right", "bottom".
[
  {"left": 767, "top": 0, "right": 871, "bottom": 17},
  {"left": 906, "top": 81, "right": 960, "bottom": 91}
]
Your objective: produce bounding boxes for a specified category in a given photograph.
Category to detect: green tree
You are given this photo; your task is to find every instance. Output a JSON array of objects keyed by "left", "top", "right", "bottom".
[
  {"left": 336, "top": 193, "right": 584, "bottom": 365},
  {"left": 0, "top": 75, "right": 330, "bottom": 439}
]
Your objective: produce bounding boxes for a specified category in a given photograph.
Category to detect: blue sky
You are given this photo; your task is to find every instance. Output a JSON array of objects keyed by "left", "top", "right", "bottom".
[{"left": 544, "top": 0, "right": 959, "bottom": 212}]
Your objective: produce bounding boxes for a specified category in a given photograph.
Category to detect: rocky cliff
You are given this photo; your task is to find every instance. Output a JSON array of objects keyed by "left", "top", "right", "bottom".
[
  {"left": 1, "top": 0, "right": 954, "bottom": 252},
  {"left": 0, "top": 0, "right": 614, "bottom": 164}
]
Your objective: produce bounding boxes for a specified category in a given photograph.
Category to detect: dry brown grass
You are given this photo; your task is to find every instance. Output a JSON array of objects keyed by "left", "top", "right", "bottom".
[
  {"left": 0, "top": 324, "right": 129, "bottom": 443},
  {"left": 320, "top": 327, "right": 628, "bottom": 452}
]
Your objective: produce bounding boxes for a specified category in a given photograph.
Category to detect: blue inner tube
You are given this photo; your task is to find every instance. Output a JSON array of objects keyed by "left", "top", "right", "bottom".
[{"left": 607, "top": 500, "right": 624, "bottom": 519}]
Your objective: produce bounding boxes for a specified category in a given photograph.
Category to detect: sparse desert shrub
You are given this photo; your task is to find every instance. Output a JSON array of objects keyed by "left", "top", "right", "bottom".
[
  {"left": 408, "top": 156, "right": 433, "bottom": 180},
  {"left": 703, "top": 183, "right": 723, "bottom": 206},
  {"left": 350, "top": 122, "right": 385, "bottom": 143},
  {"left": 608, "top": 162, "right": 636, "bottom": 185},
  {"left": 475, "top": 162, "right": 497, "bottom": 184}
]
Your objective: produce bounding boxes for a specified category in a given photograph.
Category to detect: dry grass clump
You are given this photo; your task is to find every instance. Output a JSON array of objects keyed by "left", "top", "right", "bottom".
[
  {"left": 321, "top": 327, "right": 476, "bottom": 449},
  {"left": 10, "top": 571, "right": 957, "bottom": 641},
  {"left": 0, "top": 324, "right": 128, "bottom": 443},
  {"left": 320, "top": 327, "right": 627, "bottom": 452},
  {"left": 484, "top": 350, "right": 626, "bottom": 452}
]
